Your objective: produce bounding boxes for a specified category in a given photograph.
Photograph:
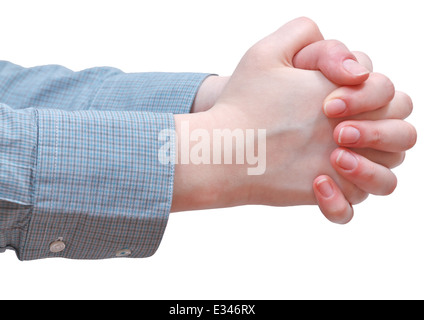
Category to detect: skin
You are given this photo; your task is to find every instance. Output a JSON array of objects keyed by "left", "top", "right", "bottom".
[{"left": 173, "top": 17, "right": 417, "bottom": 224}]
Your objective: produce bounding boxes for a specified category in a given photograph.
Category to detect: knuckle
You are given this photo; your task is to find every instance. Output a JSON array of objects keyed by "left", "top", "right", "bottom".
[
  {"left": 342, "top": 182, "right": 369, "bottom": 206},
  {"left": 405, "top": 123, "right": 418, "bottom": 150},
  {"left": 372, "top": 73, "right": 396, "bottom": 100},
  {"left": 383, "top": 175, "right": 398, "bottom": 196},
  {"left": 391, "top": 152, "right": 406, "bottom": 169},
  {"left": 383, "top": 75, "right": 396, "bottom": 99},
  {"left": 296, "top": 16, "right": 319, "bottom": 32},
  {"left": 342, "top": 180, "right": 369, "bottom": 205},
  {"left": 293, "top": 17, "right": 323, "bottom": 43},
  {"left": 349, "top": 190, "right": 369, "bottom": 205},
  {"left": 369, "top": 127, "right": 383, "bottom": 148},
  {"left": 397, "top": 91, "right": 414, "bottom": 118},
  {"left": 406, "top": 94, "right": 414, "bottom": 114},
  {"left": 360, "top": 163, "right": 377, "bottom": 185}
]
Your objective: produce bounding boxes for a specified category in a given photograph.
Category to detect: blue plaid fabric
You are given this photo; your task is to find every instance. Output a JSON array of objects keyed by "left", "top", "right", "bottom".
[{"left": 0, "top": 61, "right": 211, "bottom": 260}]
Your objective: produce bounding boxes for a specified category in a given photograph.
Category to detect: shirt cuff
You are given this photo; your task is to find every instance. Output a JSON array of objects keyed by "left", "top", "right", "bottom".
[
  {"left": 0, "top": 105, "right": 176, "bottom": 260},
  {"left": 0, "top": 105, "right": 37, "bottom": 256},
  {"left": 90, "top": 72, "right": 213, "bottom": 114}
]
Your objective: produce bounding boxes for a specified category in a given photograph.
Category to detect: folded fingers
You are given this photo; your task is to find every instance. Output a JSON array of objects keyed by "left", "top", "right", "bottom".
[
  {"left": 334, "top": 119, "right": 417, "bottom": 153},
  {"left": 324, "top": 73, "right": 395, "bottom": 118},
  {"left": 331, "top": 148, "right": 398, "bottom": 196}
]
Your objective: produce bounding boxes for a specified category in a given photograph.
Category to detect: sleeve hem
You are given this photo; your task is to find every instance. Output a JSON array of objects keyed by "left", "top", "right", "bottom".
[{"left": 89, "top": 72, "right": 213, "bottom": 114}]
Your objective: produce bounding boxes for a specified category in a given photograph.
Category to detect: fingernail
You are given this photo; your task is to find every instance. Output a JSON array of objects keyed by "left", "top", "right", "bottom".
[
  {"left": 338, "top": 126, "right": 360, "bottom": 144},
  {"left": 324, "top": 99, "right": 346, "bottom": 116},
  {"left": 316, "top": 178, "right": 334, "bottom": 198},
  {"left": 343, "top": 59, "right": 369, "bottom": 76},
  {"left": 336, "top": 150, "right": 358, "bottom": 171}
]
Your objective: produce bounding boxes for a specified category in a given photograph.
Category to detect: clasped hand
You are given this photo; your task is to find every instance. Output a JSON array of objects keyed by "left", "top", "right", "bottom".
[{"left": 172, "top": 17, "right": 417, "bottom": 224}]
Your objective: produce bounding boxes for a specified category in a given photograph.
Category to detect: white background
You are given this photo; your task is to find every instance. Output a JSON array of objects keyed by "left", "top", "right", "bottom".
[{"left": 0, "top": 0, "right": 423, "bottom": 300}]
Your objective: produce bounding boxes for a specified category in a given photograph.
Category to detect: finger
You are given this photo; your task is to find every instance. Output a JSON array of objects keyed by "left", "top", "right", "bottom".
[
  {"left": 352, "top": 51, "right": 373, "bottom": 72},
  {"left": 257, "top": 17, "right": 324, "bottom": 65},
  {"left": 323, "top": 73, "right": 395, "bottom": 117},
  {"left": 331, "top": 148, "right": 398, "bottom": 195},
  {"left": 351, "top": 148, "right": 406, "bottom": 169},
  {"left": 334, "top": 119, "right": 417, "bottom": 152},
  {"left": 348, "top": 91, "right": 413, "bottom": 121},
  {"left": 293, "top": 40, "right": 370, "bottom": 85},
  {"left": 313, "top": 175, "right": 355, "bottom": 224}
]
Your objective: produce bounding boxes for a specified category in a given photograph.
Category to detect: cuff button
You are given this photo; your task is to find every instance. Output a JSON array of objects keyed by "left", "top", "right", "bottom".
[
  {"left": 50, "top": 239, "right": 66, "bottom": 253},
  {"left": 115, "top": 249, "right": 131, "bottom": 257}
]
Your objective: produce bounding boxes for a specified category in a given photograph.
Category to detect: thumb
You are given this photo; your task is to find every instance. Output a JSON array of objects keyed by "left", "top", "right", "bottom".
[{"left": 293, "top": 40, "right": 371, "bottom": 85}]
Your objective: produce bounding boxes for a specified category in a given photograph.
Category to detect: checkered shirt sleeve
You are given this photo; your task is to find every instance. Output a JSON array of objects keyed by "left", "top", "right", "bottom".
[{"left": 0, "top": 61, "right": 211, "bottom": 260}]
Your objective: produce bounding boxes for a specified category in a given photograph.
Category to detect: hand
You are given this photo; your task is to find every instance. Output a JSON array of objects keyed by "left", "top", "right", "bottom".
[
  {"left": 191, "top": 32, "right": 372, "bottom": 113},
  {"left": 173, "top": 18, "right": 416, "bottom": 223},
  {"left": 294, "top": 39, "right": 415, "bottom": 223},
  {"left": 315, "top": 66, "right": 414, "bottom": 223}
]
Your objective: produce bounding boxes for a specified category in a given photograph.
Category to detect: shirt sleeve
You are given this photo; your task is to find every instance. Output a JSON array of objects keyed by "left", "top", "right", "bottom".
[
  {"left": 0, "top": 60, "right": 211, "bottom": 114},
  {"left": 0, "top": 61, "right": 212, "bottom": 260},
  {"left": 0, "top": 103, "right": 177, "bottom": 260}
]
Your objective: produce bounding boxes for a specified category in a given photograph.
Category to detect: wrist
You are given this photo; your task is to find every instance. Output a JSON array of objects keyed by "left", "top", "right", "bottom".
[
  {"left": 191, "top": 76, "right": 230, "bottom": 113},
  {"left": 171, "top": 109, "right": 248, "bottom": 212}
]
